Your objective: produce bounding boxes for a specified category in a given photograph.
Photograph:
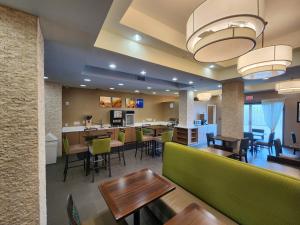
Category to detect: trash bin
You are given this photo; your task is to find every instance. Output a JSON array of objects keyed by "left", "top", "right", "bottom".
[{"left": 46, "top": 133, "right": 58, "bottom": 164}]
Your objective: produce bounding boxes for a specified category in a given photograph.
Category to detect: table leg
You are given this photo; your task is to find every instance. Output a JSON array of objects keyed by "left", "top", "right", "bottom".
[
  {"left": 134, "top": 209, "right": 140, "bottom": 225},
  {"left": 86, "top": 152, "right": 90, "bottom": 176}
]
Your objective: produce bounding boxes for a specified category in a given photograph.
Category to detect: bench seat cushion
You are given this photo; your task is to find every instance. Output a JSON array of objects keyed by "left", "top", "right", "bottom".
[{"left": 163, "top": 142, "right": 300, "bottom": 225}]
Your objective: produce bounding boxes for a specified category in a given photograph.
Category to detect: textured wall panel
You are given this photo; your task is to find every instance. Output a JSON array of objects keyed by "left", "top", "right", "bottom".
[{"left": 0, "top": 5, "right": 46, "bottom": 225}]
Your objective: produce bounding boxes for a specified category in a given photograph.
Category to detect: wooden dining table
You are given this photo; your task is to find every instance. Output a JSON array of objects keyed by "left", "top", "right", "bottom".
[
  {"left": 99, "top": 168, "right": 176, "bottom": 225},
  {"left": 199, "top": 147, "right": 235, "bottom": 157},
  {"left": 213, "top": 135, "right": 239, "bottom": 151},
  {"left": 164, "top": 203, "right": 226, "bottom": 225}
]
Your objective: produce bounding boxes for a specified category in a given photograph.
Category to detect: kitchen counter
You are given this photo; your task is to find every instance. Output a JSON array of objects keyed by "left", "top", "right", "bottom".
[{"left": 62, "top": 121, "right": 170, "bottom": 133}]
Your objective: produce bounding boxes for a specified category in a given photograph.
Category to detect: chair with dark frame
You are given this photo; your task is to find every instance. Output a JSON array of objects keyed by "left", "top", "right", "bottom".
[
  {"left": 110, "top": 131, "right": 126, "bottom": 166},
  {"left": 252, "top": 128, "right": 265, "bottom": 141},
  {"left": 244, "top": 132, "right": 254, "bottom": 155},
  {"left": 239, "top": 138, "right": 250, "bottom": 163},
  {"left": 206, "top": 132, "right": 215, "bottom": 147},
  {"left": 62, "top": 137, "right": 88, "bottom": 182},
  {"left": 254, "top": 132, "right": 275, "bottom": 155},
  {"left": 135, "top": 128, "right": 157, "bottom": 159},
  {"left": 290, "top": 132, "right": 300, "bottom": 155}
]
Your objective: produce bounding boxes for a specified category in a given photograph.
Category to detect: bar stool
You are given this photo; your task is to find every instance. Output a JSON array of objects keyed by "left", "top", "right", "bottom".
[
  {"left": 155, "top": 130, "right": 173, "bottom": 158},
  {"left": 110, "top": 131, "right": 126, "bottom": 166},
  {"left": 135, "top": 129, "right": 156, "bottom": 159},
  {"left": 89, "top": 138, "right": 111, "bottom": 182},
  {"left": 63, "top": 137, "right": 88, "bottom": 182}
]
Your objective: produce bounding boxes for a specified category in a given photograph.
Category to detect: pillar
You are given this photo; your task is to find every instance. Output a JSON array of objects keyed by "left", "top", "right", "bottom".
[
  {"left": 0, "top": 5, "right": 46, "bottom": 225},
  {"left": 178, "top": 90, "right": 194, "bottom": 127},
  {"left": 221, "top": 79, "right": 244, "bottom": 139}
]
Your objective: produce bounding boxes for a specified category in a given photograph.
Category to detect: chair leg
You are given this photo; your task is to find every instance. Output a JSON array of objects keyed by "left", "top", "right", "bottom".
[
  {"left": 118, "top": 147, "right": 121, "bottom": 161},
  {"left": 86, "top": 152, "right": 90, "bottom": 176},
  {"left": 140, "top": 143, "right": 143, "bottom": 160},
  {"left": 294, "top": 148, "right": 296, "bottom": 155},
  {"left": 122, "top": 145, "right": 126, "bottom": 166},
  {"left": 135, "top": 142, "right": 138, "bottom": 158},
  {"left": 63, "top": 155, "right": 69, "bottom": 182},
  {"left": 268, "top": 147, "right": 271, "bottom": 155},
  {"left": 245, "top": 153, "right": 248, "bottom": 163},
  {"left": 108, "top": 153, "right": 111, "bottom": 177},
  {"left": 91, "top": 155, "right": 95, "bottom": 183}
]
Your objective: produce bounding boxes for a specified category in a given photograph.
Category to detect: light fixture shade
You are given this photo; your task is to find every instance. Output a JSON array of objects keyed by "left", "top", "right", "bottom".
[
  {"left": 238, "top": 45, "right": 293, "bottom": 80},
  {"left": 186, "top": 0, "right": 266, "bottom": 62},
  {"left": 275, "top": 80, "right": 300, "bottom": 94},
  {"left": 197, "top": 92, "right": 212, "bottom": 101}
]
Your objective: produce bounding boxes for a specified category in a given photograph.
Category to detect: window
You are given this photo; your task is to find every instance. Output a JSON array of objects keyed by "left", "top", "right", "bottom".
[{"left": 244, "top": 104, "right": 283, "bottom": 141}]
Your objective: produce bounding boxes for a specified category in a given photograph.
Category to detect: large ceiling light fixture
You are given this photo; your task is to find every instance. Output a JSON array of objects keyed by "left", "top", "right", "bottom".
[
  {"left": 197, "top": 92, "right": 212, "bottom": 101},
  {"left": 238, "top": 44, "right": 292, "bottom": 80},
  {"left": 186, "top": 0, "right": 266, "bottom": 63},
  {"left": 275, "top": 80, "right": 300, "bottom": 94}
]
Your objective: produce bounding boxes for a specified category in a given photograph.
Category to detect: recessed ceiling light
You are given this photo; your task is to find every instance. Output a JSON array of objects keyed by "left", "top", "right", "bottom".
[
  {"left": 209, "top": 64, "right": 215, "bottom": 69},
  {"left": 147, "top": 87, "right": 152, "bottom": 90},
  {"left": 172, "top": 77, "right": 178, "bottom": 81},
  {"left": 134, "top": 34, "right": 142, "bottom": 41},
  {"left": 174, "top": 92, "right": 179, "bottom": 95},
  {"left": 218, "top": 84, "right": 222, "bottom": 88},
  {"left": 140, "top": 70, "right": 146, "bottom": 75},
  {"left": 44, "top": 76, "right": 48, "bottom": 79},
  {"left": 134, "top": 90, "right": 140, "bottom": 93},
  {"left": 188, "top": 81, "right": 194, "bottom": 85},
  {"left": 194, "top": 89, "right": 198, "bottom": 92},
  {"left": 165, "top": 89, "right": 170, "bottom": 92},
  {"left": 84, "top": 78, "right": 91, "bottom": 82},
  {"left": 263, "top": 77, "right": 269, "bottom": 80},
  {"left": 152, "top": 92, "right": 156, "bottom": 95},
  {"left": 118, "top": 83, "right": 124, "bottom": 86},
  {"left": 80, "top": 84, "right": 86, "bottom": 87},
  {"left": 109, "top": 87, "right": 115, "bottom": 90},
  {"left": 109, "top": 64, "right": 116, "bottom": 69}
]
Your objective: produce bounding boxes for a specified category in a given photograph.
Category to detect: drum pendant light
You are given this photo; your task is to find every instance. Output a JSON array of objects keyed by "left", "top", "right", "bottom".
[{"left": 186, "top": 0, "right": 266, "bottom": 63}]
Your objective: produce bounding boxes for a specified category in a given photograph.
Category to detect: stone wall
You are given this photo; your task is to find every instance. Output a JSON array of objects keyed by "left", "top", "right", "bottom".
[
  {"left": 0, "top": 5, "right": 46, "bottom": 225},
  {"left": 45, "top": 81, "right": 62, "bottom": 156}
]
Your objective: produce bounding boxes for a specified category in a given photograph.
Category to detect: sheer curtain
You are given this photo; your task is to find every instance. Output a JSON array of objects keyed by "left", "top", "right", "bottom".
[{"left": 261, "top": 99, "right": 284, "bottom": 132}]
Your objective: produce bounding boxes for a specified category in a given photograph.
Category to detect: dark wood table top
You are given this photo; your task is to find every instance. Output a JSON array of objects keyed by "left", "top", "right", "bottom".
[
  {"left": 164, "top": 203, "right": 226, "bottom": 225},
  {"left": 213, "top": 135, "right": 239, "bottom": 142},
  {"left": 99, "top": 168, "right": 176, "bottom": 221},
  {"left": 200, "top": 147, "right": 235, "bottom": 157}
]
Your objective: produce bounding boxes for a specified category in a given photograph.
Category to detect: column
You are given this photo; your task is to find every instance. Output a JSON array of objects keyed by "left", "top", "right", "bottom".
[
  {"left": 178, "top": 90, "right": 194, "bottom": 128},
  {"left": 0, "top": 5, "right": 46, "bottom": 225},
  {"left": 221, "top": 79, "right": 244, "bottom": 139}
]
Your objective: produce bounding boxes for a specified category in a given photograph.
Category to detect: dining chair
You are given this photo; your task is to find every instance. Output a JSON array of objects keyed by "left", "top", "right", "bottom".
[
  {"left": 155, "top": 130, "right": 173, "bottom": 158},
  {"left": 243, "top": 132, "right": 254, "bottom": 155},
  {"left": 274, "top": 139, "right": 283, "bottom": 157},
  {"left": 63, "top": 137, "right": 88, "bottom": 182},
  {"left": 135, "top": 128, "right": 156, "bottom": 159},
  {"left": 290, "top": 132, "right": 299, "bottom": 155},
  {"left": 206, "top": 133, "right": 215, "bottom": 147},
  {"left": 252, "top": 128, "right": 264, "bottom": 141},
  {"left": 254, "top": 132, "right": 275, "bottom": 155},
  {"left": 110, "top": 131, "right": 126, "bottom": 166},
  {"left": 67, "top": 194, "right": 126, "bottom": 225},
  {"left": 89, "top": 138, "right": 111, "bottom": 182},
  {"left": 238, "top": 138, "right": 250, "bottom": 163}
]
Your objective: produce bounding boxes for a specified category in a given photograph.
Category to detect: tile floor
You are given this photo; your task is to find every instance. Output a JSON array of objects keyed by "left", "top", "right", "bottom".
[{"left": 46, "top": 146, "right": 300, "bottom": 225}]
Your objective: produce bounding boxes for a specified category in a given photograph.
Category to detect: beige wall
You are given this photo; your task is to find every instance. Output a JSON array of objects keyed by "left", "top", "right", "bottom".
[
  {"left": 0, "top": 5, "right": 46, "bottom": 225},
  {"left": 62, "top": 87, "right": 178, "bottom": 126},
  {"left": 245, "top": 91, "right": 300, "bottom": 146},
  {"left": 45, "top": 81, "right": 62, "bottom": 156}
]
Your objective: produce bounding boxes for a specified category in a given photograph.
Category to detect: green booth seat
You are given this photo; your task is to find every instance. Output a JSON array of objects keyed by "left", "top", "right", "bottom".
[{"left": 162, "top": 142, "right": 300, "bottom": 225}]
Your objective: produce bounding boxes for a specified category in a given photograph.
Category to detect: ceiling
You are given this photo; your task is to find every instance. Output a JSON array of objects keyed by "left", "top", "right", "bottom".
[{"left": 1, "top": 0, "right": 300, "bottom": 96}]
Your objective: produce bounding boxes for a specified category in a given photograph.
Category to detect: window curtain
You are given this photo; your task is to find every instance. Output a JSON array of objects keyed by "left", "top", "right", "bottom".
[{"left": 261, "top": 99, "right": 284, "bottom": 132}]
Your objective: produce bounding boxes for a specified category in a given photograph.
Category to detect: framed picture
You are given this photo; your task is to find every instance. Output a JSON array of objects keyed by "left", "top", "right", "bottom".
[
  {"left": 99, "top": 96, "right": 112, "bottom": 108},
  {"left": 126, "top": 98, "right": 135, "bottom": 108},
  {"left": 136, "top": 98, "right": 144, "bottom": 108},
  {"left": 111, "top": 97, "right": 122, "bottom": 108},
  {"left": 297, "top": 102, "right": 300, "bottom": 123}
]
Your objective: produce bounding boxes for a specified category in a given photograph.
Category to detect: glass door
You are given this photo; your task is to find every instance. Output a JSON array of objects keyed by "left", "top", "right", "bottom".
[{"left": 244, "top": 104, "right": 283, "bottom": 141}]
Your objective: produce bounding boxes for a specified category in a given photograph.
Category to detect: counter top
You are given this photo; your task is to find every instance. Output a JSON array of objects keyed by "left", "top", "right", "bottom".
[{"left": 62, "top": 121, "right": 170, "bottom": 133}]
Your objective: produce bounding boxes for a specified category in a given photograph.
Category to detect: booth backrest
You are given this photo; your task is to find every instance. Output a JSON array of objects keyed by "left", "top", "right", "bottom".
[{"left": 163, "top": 142, "right": 300, "bottom": 225}]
